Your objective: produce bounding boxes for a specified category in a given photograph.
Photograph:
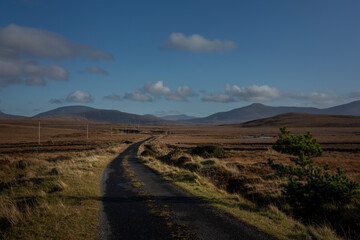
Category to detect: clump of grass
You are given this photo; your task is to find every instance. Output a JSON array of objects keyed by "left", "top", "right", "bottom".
[
  {"left": 46, "top": 155, "right": 72, "bottom": 162},
  {"left": 49, "top": 167, "right": 60, "bottom": 175},
  {"left": 183, "top": 162, "right": 201, "bottom": 172},
  {"left": 190, "top": 145, "right": 226, "bottom": 158},
  {"left": 176, "top": 156, "right": 192, "bottom": 166},
  {"left": 141, "top": 145, "right": 157, "bottom": 157},
  {"left": 200, "top": 159, "right": 216, "bottom": 165},
  {"left": 15, "top": 159, "right": 46, "bottom": 169},
  {"left": 0, "top": 197, "right": 22, "bottom": 232},
  {"left": 49, "top": 179, "right": 67, "bottom": 193}
]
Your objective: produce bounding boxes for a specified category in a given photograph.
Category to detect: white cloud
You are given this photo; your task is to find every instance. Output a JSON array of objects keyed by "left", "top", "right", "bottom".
[
  {"left": 225, "top": 84, "right": 283, "bottom": 102},
  {"left": 124, "top": 90, "right": 152, "bottom": 102},
  {"left": 104, "top": 93, "right": 121, "bottom": 101},
  {"left": 202, "top": 84, "right": 282, "bottom": 103},
  {"left": 144, "top": 81, "right": 171, "bottom": 96},
  {"left": 202, "top": 93, "right": 236, "bottom": 103},
  {"left": 84, "top": 66, "right": 108, "bottom": 75},
  {"left": 162, "top": 33, "right": 237, "bottom": 53},
  {"left": 66, "top": 90, "right": 93, "bottom": 103},
  {"left": 291, "top": 92, "right": 338, "bottom": 106},
  {"left": 125, "top": 81, "right": 196, "bottom": 102},
  {"left": 166, "top": 85, "right": 196, "bottom": 101},
  {"left": 0, "top": 24, "right": 113, "bottom": 60}
]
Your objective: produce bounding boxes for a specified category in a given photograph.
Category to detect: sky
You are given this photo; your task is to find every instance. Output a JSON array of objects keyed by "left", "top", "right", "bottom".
[{"left": 0, "top": 0, "right": 359, "bottom": 117}]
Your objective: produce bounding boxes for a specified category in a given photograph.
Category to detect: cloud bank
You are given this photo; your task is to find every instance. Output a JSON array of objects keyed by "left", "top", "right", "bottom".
[
  {"left": 202, "top": 84, "right": 282, "bottom": 103},
  {"left": 162, "top": 33, "right": 237, "bottom": 53},
  {"left": 0, "top": 24, "right": 113, "bottom": 88},
  {"left": 124, "top": 90, "right": 152, "bottom": 102},
  {"left": 0, "top": 24, "right": 113, "bottom": 60}
]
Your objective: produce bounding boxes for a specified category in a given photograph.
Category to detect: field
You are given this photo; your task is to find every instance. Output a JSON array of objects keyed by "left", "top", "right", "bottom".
[
  {"left": 158, "top": 125, "right": 360, "bottom": 182},
  {"left": 0, "top": 119, "right": 359, "bottom": 239}
]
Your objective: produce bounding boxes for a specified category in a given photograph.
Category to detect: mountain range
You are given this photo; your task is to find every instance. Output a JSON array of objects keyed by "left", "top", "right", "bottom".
[
  {"left": 239, "top": 112, "right": 360, "bottom": 128},
  {"left": 184, "top": 100, "right": 360, "bottom": 124},
  {"left": 0, "top": 100, "right": 359, "bottom": 125},
  {"left": 33, "top": 106, "right": 178, "bottom": 125}
]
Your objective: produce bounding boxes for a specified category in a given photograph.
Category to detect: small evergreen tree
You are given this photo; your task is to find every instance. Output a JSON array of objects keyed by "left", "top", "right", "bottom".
[{"left": 268, "top": 127, "right": 359, "bottom": 215}]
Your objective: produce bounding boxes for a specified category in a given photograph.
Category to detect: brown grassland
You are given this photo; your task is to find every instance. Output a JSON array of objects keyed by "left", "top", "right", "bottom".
[{"left": 0, "top": 118, "right": 359, "bottom": 239}]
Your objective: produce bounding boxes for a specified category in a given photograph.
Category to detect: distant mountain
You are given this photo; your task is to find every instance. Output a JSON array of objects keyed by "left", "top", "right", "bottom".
[
  {"left": 34, "top": 106, "right": 98, "bottom": 117},
  {"left": 0, "top": 111, "right": 25, "bottom": 119},
  {"left": 320, "top": 100, "right": 360, "bottom": 115},
  {"left": 76, "top": 110, "right": 176, "bottom": 125},
  {"left": 33, "top": 106, "right": 183, "bottom": 125},
  {"left": 186, "top": 103, "right": 319, "bottom": 125},
  {"left": 240, "top": 112, "right": 360, "bottom": 128},
  {"left": 160, "top": 114, "right": 198, "bottom": 121},
  {"left": 186, "top": 100, "right": 360, "bottom": 125}
]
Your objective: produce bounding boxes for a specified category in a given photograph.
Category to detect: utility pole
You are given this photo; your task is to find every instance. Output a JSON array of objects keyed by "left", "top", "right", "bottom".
[
  {"left": 111, "top": 127, "right": 112, "bottom": 136},
  {"left": 38, "top": 121, "right": 40, "bottom": 145},
  {"left": 87, "top": 124, "right": 89, "bottom": 139}
]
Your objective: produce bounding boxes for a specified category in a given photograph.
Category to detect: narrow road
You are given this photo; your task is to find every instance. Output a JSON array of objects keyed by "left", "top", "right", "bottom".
[{"left": 99, "top": 138, "right": 272, "bottom": 240}]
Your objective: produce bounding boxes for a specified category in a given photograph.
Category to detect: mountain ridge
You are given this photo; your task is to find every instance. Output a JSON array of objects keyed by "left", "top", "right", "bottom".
[
  {"left": 239, "top": 112, "right": 360, "bottom": 128},
  {"left": 1, "top": 100, "right": 359, "bottom": 125},
  {"left": 185, "top": 100, "right": 360, "bottom": 125},
  {"left": 31, "top": 106, "right": 184, "bottom": 125}
]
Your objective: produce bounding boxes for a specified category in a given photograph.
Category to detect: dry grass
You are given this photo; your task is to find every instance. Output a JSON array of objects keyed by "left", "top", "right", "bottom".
[{"left": 0, "top": 119, "right": 149, "bottom": 239}]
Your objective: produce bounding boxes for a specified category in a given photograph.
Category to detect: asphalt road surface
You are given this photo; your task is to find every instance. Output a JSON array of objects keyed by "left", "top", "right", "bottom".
[{"left": 99, "top": 138, "right": 272, "bottom": 240}]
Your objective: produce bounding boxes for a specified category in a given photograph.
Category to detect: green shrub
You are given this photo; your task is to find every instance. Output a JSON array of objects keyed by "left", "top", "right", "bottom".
[
  {"left": 268, "top": 127, "right": 360, "bottom": 215},
  {"left": 190, "top": 145, "right": 226, "bottom": 158}
]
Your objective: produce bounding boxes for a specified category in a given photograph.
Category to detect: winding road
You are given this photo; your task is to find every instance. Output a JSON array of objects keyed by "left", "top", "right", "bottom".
[{"left": 99, "top": 138, "right": 272, "bottom": 240}]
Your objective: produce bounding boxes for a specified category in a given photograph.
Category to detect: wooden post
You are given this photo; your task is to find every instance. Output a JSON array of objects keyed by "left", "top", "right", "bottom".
[{"left": 38, "top": 121, "right": 40, "bottom": 145}]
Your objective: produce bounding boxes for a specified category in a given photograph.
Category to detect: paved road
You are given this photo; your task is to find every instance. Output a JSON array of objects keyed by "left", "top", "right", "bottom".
[{"left": 99, "top": 138, "right": 272, "bottom": 240}]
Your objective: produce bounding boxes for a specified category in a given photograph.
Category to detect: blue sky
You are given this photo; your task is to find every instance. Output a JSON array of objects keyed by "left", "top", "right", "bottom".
[{"left": 0, "top": 0, "right": 359, "bottom": 117}]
